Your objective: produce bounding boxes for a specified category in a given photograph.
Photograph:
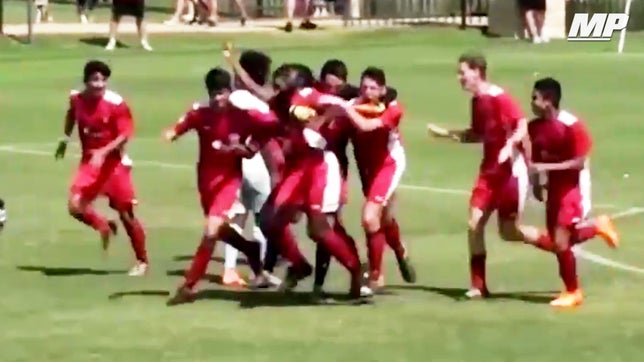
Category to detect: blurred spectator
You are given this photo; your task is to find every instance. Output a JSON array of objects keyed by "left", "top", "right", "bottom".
[
  {"left": 106, "top": 0, "right": 152, "bottom": 51},
  {"left": 284, "top": 0, "right": 317, "bottom": 32},
  {"left": 34, "top": 0, "right": 53, "bottom": 23},
  {"left": 77, "top": 0, "right": 99, "bottom": 23},
  {"left": 204, "top": 0, "right": 249, "bottom": 26},
  {"left": 518, "top": 0, "right": 548, "bottom": 43},
  {"left": 164, "top": 0, "right": 194, "bottom": 24}
]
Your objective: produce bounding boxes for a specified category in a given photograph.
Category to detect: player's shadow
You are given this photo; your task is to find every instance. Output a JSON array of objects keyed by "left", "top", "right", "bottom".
[
  {"left": 389, "top": 285, "right": 556, "bottom": 304},
  {"left": 166, "top": 268, "right": 224, "bottom": 285},
  {"left": 17, "top": 265, "right": 126, "bottom": 276},
  {"left": 79, "top": 37, "right": 128, "bottom": 49}
]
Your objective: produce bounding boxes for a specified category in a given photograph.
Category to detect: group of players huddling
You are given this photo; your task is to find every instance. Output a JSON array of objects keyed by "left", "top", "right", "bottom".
[{"left": 54, "top": 45, "right": 620, "bottom": 309}]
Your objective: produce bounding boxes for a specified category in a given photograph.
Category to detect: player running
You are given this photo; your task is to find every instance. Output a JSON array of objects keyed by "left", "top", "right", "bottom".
[
  {"left": 55, "top": 60, "right": 148, "bottom": 276},
  {"left": 527, "top": 77, "right": 619, "bottom": 308},
  {"left": 164, "top": 68, "right": 277, "bottom": 305},
  {"left": 341, "top": 67, "right": 415, "bottom": 292},
  {"left": 426, "top": 53, "right": 552, "bottom": 298}
]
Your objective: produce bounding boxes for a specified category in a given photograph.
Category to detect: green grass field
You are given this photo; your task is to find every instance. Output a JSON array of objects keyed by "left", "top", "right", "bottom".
[{"left": 2, "top": 29, "right": 644, "bottom": 361}]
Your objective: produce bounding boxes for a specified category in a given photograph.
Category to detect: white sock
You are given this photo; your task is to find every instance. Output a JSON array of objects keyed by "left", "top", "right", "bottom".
[
  {"left": 252, "top": 225, "right": 267, "bottom": 261},
  {"left": 224, "top": 244, "right": 239, "bottom": 270}
]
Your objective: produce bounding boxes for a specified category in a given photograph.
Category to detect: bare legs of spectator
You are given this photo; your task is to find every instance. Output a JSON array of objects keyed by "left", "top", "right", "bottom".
[
  {"left": 165, "top": 0, "right": 187, "bottom": 24},
  {"left": 34, "top": 0, "right": 53, "bottom": 23},
  {"left": 534, "top": 9, "right": 548, "bottom": 42},
  {"left": 523, "top": 9, "right": 541, "bottom": 43},
  {"left": 233, "top": 0, "right": 248, "bottom": 26},
  {"left": 284, "top": 0, "right": 316, "bottom": 32},
  {"left": 77, "top": 0, "right": 98, "bottom": 24},
  {"left": 106, "top": 15, "right": 153, "bottom": 51}
]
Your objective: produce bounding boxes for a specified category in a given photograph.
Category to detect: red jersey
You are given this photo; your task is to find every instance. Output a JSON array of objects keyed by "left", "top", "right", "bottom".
[
  {"left": 318, "top": 116, "right": 353, "bottom": 178},
  {"left": 68, "top": 89, "right": 133, "bottom": 163},
  {"left": 470, "top": 85, "right": 525, "bottom": 177},
  {"left": 350, "top": 99, "right": 404, "bottom": 172},
  {"left": 528, "top": 110, "right": 592, "bottom": 197},
  {"left": 173, "top": 100, "right": 277, "bottom": 176}
]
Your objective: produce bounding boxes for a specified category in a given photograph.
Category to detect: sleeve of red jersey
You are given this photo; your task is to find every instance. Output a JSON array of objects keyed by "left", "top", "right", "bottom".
[
  {"left": 173, "top": 109, "right": 198, "bottom": 136},
  {"left": 114, "top": 102, "right": 134, "bottom": 139},
  {"left": 570, "top": 121, "right": 593, "bottom": 158},
  {"left": 380, "top": 101, "right": 403, "bottom": 128}
]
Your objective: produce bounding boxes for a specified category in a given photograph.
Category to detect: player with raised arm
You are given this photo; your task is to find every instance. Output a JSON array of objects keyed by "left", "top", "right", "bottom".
[
  {"left": 54, "top": 60, "right": 148, "bottom": 276},
  {"left": 258, "top": 64, "right": 371, "bottom": 300},
  {"left": 341, "top": 67, "right": 415, "bottom": 292},
  {"left": 164, "top": 68, "right": 274, "bottom": 305},
  {"left": 426, "top": 52, "right": 552, "bottom": 298},
  {"left": 527, "top": 77, "right": 619, "bottom": 308}
]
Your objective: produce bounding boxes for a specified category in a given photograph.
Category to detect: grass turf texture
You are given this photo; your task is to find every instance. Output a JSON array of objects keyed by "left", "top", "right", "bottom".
[{"left": 1, "top": 29, "right": 644, "bottom": 361}]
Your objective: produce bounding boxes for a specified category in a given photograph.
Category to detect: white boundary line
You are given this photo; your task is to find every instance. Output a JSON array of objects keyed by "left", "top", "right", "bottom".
[{"left": 2, "top": 142, "right": 644, "bottom": 274}]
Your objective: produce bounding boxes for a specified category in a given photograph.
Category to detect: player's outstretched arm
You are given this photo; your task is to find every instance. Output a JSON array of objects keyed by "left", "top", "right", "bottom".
[
  {"left": 223, "top": 42, "right": 275, "bottom": 102},
  {"left": 426, "top": 124, "right": 477, "bottom": 143},
  {"left": 55, "top": 101, "right": 77, "bottom": 160}
]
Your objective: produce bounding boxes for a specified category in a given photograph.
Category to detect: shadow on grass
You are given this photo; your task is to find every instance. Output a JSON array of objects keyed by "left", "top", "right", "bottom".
[
  {"left": 389, "top": 285, "right": 557, "bottom": 304},
  {"left": 109, "top": 286, "right": 369, "bottom": 309},
  {"left": 79, "top": 37, "right": 128, "bottom": 49},
  {"left": 17, "top": 265, "right": 126, "bottom": 276},
  {"left": 166, "top": 268, "right": 224, "bottom": 285}
]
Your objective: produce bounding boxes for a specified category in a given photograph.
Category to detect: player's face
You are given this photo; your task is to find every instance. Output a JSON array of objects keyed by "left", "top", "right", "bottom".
[
  {"left": 530, "top": 90, "right": 548, "bottom": 117},
  {"left": 210, "top": 89, "right": 231, "bottom": 108},
  {"left": 85, "top": 72, "right": 107, "bottom": 97},
  {"left": 323, "top": 74, "right": 345, "bottom": 94},
  {"left": 360, "top": 77, "right": 385, "bottom": 102},
  {"left": 457, "top": 62, "right": 480, "bottom": 92}
]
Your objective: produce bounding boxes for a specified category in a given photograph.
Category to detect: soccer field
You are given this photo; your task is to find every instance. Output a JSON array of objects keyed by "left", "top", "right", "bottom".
[{"left": 1, "top": 29, "right": 644, "bottom": 361}]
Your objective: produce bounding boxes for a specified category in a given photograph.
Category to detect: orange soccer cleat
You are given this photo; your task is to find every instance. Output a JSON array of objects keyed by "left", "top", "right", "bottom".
[
  {"left": 594, "top": 215, "right": 620, "bottom": 248},
  {"left": 222, "top": 269, "right": 247, "bottom": 287},
  {"left": 550, "top": 289, "right": 583, "bottom": 309}
]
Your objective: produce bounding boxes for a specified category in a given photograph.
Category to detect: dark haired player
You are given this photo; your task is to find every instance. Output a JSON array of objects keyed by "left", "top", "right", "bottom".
[
  {"left": 341, "top": 67, "right": 415, "bottom": 292},
  {"left": 54, "top": 60, "right": 148, "bottom": 276},
  {"left": 164, "top": 68, "right": 277, "bottom": 304},
  {"left": 527, "top": 77, "right": 619, "bottom": 308}
]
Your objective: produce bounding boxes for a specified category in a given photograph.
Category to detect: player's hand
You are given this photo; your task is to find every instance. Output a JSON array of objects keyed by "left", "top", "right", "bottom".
[
  {"left": 54, "top": 141, "right": 67, "bottom": 160},
  {"left": 426, "top": 123, "right": 459, "bottom": 141},
  {"left": 89, "top": 149, "right": 106, "bottom": 168},
  {"left": 163, "top": 128, "right": 177, "bottom": 142},
  {"left": 222, "top": 41, "right": 235, "bottom": 65},
  {"left": 529, "top": 162, "right": 549, "bottom": 173}
]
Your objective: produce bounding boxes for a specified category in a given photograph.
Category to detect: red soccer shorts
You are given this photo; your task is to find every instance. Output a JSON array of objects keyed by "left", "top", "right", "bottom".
[
  {"left": 271, "top": 150, "right": 342, "bottom": 214},
  {"left": 70, "top": 160, "right": 137, "bottom": 211},
  {"left": 360, "top": 151, "right": 406, "bottom": 206},
  {"left": 546, "top": 186, "right": 591, "bottom": 233},
  {"left": 469, "top": 164, "right": 529, "bottom": 221},
  {"left": 198, "top": 172, "right": 242, "bottom": 218}
]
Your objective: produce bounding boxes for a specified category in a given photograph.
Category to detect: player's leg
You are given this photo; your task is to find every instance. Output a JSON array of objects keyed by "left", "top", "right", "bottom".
[
  {"left": 466, "top": 177, "right": 496, "bottom": 298},
  {"left": 549, "top": 222, "right": 583, "bottom": 308},
  {"left": 222, "top": 211, "right": 248, "bottom": 286},
  {"left": 241, "top": 154, "right": 271, "bottom": 261},
  {"left": 68, "top": 165, "right": 117, "bottom": 251},
  {"left": 106, "top": 1, "right": 122, "bottom": 50},
  {"left": 381, "top": 197, "right": 416, "bottom": 283},
  {"left": 106, "top": 163, "right": 148, "bottom": 276}
]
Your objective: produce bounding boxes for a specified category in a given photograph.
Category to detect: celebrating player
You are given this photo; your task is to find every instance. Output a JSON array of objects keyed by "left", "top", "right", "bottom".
[
  {"left": 258, "top": 64, "right": 371, "bottom": 300},
  {"left": 426, "top": 53, "right": 549, "bottom": 298},
  {"left": 164, "top": 68, "right": 276, "bottom": 305},
  {"left": 55, "top": 60, "right": 148, "bottom": 276},
  {"left": 342, "top": 67, "right": 415, "bottom": 292},
  {"left": 527, "top": 77, "right": 619, "bottom": 308}
]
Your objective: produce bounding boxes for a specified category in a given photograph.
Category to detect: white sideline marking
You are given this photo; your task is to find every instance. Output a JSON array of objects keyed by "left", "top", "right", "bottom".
[
  {"left": 572, "top": 207, "right": 644, "bottom": 274},
  {"left": 2, "top": 143, "right": 644, "bottom": 273}
]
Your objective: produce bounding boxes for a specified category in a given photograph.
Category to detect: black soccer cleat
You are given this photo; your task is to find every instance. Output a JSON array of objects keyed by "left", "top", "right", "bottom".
[{"left": 0, "top": 198, "right": 6, "bottom": 231}]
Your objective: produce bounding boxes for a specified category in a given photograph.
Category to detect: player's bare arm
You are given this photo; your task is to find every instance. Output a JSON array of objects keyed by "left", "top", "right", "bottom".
[
  {"left": 498, "top": 117, "right": 528, "bottom": 164},
  {"left": 55, "top": 98, "right": 77, "bottom": 160},
  {"left": 530, "top": 156, "right": 587, "bottom": 172},
  {"left": 223, "top": 43, "right": 275, "bottom": 102},
  {"left": 342, "top": 104, "right": 384, "bottom": 132},
  {"left": 426, "top": 124, "right": 478, "bottom": 143}
]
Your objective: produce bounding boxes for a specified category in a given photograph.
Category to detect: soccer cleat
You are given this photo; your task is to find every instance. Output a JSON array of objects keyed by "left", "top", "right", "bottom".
[
  {"left": 166, "top": 286, "right": 196, "bottom": 306},
  {"left": 396, "top": 253, "right": 417, "bottom": 284},
  {"left": 100, "top": 221, "right": 118, "bottom": 253},
  {"left": 550, "top": 289, "right": 583, "bottom": 308},
  {"left": 299, "top": 20, "right": 318, "bottom": 30},
  {"left": 222, "top": 269, "right": 247, "bottom": 287},
  {"left": 464, "top": 287, "right": 490, "bottom": 299},
  {"left": 594, "top": 215, "right": 619, "bottom": 248},
  {"left": 105, "top": 38, "right": 116, "bottom": 51},
  {"left": 311, "top": 285, "right": 333, "bottom": 304},
  {"left": 141, "top": 40, "right": 153, "bottom": 52},
  {"left": 250, "top": 271, "right": 281, "bottom": 289},
  {"left": 278, "top": 265, "right": 312, "bottom": 292},
  {"left": 128, "top": 262, "right": 148, "bottom": 277}
]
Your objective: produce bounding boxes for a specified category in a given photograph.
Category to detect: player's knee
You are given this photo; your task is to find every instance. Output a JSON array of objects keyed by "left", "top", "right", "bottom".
[
  {"left": 67, "top": 198, "right": 82, "bottom": 216},
  {"left": 362, "top": 203, "right": 381, "bottom": 233},
  {"left": 204, "top": 216, "right": 225, "bottom": 239},
  {"left": 306, "top": 212, "right": 330, "bottom": 240},
  {"left": 498, "top": 220, "right": 522, "bottom": 242}
]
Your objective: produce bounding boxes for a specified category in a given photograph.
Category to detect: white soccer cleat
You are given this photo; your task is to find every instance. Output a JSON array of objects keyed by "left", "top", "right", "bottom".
[
  {"left": 128, "top": 262, "right": 148, "bottom": 277},
  {"left": 80, "top": 14, "right": 88, "bottom": 24},
  {"left": 360, "top": 286, "right": 374, "bottom": 298},
  {"left": 250, "top": 271, "right": 282, "bottom": 289}
]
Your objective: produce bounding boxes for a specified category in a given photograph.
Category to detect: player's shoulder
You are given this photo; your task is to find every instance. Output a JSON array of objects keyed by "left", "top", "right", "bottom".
[
  {"left": 556, "top": 110, "right": 582, "bottom": 126},
  {"left": 486, "top": 84, "right": 506, "bottom": 97},
  {"left": 190, "top": 99, "right": 210, "bottom": 111},
  {"left": 102, "top": 89, "right": 125, "bottom": 105},
  {"left": 229, "top": 89, "right": 270, "bottom": 113}
]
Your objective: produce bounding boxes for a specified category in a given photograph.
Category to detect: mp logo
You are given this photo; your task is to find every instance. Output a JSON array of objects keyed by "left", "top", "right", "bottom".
[{"left": 567, "top": 13, "right": 629, "bottom": 42}]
